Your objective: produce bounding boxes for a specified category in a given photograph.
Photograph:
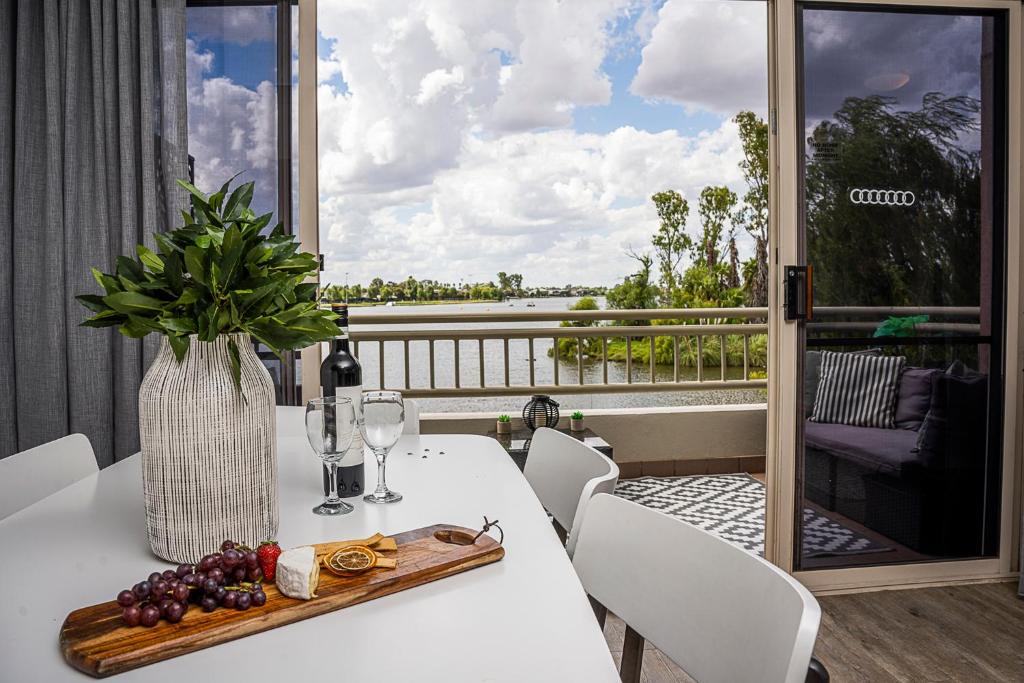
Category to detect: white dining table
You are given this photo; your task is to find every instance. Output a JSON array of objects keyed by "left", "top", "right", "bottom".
[{"left": 0, "top": 407, "right": 618, "bottom": 682}]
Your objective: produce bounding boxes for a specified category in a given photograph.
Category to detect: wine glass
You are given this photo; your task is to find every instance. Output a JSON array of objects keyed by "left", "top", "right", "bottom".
[
  {"left": 306, "top": 396, "right": 357, "bottom": 515},
  {"left": 360, "top": 391, "right": 405, "bottom": 504}
]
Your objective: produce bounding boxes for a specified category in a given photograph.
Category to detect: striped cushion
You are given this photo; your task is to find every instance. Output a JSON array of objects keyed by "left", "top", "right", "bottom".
[{"left": 811, "top": 351, "right": 905, "bottom": 428}]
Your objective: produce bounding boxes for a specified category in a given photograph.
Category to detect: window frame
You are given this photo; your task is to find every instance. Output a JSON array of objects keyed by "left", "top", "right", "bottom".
[{"left": 184, "top": 0, "right": 303, "bottom": 405}]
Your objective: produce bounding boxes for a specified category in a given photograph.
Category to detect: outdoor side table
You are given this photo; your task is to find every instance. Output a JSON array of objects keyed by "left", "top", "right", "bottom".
[{"left": 486, "top": 426, "right": 614, "bottom": 471}]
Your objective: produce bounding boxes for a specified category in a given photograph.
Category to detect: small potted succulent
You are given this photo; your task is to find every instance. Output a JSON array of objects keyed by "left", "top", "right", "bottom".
[
  {"left": 570, "top": 410, "right": 585, "bottom": 432},
  {"left": 496, "top": 414, "right": 512, "bottom": 435}
]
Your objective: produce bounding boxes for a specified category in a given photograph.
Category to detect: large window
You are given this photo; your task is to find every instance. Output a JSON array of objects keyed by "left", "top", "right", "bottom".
[
  {"left": 315, "top": 0, "right": 770, "bottom": 413},
  {"left": 185, "top": 1, "right": 300, "bottom": 404}
]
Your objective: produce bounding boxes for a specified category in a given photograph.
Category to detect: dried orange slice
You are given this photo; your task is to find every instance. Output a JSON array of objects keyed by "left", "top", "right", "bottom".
[
  {"left": 323, "top": 545, "right": 398, "bottom": 576},
  {"left": 331, "top": 547, "right": 373, "bottom": 572}
]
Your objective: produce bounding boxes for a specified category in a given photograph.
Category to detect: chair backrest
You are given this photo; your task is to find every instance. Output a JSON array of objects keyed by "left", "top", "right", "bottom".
[
  {"left": 0, "top": 433, "right": 98, "bottom": 521},
  {"left": 573, "top": 494, "right": 821, "bottom": 683},
  {"left": 402, "top": 399, "right": 420, "bottom": 435},
  {"left": 524, "top": 428, "right": 619, "bottom": 556}
]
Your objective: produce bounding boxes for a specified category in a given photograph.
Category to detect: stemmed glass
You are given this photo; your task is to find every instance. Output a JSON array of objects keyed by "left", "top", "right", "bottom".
[
  {"left": 360, "top": 391, "right": 405, "bottom": 504},
  {"left": 305, "top": 396, "right": 358, "bottom": 515}
]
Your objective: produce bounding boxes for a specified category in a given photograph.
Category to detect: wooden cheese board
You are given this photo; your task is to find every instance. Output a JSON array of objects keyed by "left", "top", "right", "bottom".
[{"left": 60, "top": 524, "right": 504, "bottom": 678}]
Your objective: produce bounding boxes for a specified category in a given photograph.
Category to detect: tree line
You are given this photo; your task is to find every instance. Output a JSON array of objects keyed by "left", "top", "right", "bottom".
[{"left": 322, "top": 273, "right": 607, "bottom": 304}]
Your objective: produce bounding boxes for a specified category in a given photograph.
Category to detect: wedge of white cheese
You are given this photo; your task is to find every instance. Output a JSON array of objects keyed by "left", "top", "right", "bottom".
[{"left": 275, "top": 545, "right": 320, "bottom": 600}]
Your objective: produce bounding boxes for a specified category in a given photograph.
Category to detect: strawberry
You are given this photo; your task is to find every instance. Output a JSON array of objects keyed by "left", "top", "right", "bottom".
[{"left": 257, "top": 541, "right": 282, "bottom": 581}]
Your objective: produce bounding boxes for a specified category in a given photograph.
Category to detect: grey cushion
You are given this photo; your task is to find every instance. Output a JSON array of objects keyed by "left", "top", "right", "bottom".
[
  {"left": 894, "top": 368, "right": 940, "bottom": 430},
  {"left": 811, "top": 351, "right": 905, "bottom": 428},
  {"left": 804, "top": 348, "right": 881, "bottom": 419},
  {"left": 805, "top": 420, "right": 921, "bottom": 475},
  {"left": 915, "top": 363, "right": 988, "bottom": 460}
]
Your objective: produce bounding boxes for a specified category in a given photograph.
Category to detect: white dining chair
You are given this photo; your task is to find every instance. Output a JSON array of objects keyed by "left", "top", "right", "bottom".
[
  {"left": 402, "top": 399, "right": 420, "bottom": 434},
  {"left": 573, "top": 493, "right": 823, "bottom": 683},
  {"left": 0, "top": 433, "right": 98, "bottom": 521},
  {"left": 523, "top": 427, "right": 619, "bottom": 557}
]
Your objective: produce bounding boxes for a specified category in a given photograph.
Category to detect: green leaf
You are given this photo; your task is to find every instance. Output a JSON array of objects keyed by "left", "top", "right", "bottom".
[
  {"left": 285, "top": 314, "right": 341, "bottom": 338},
  {"left": 168, "top": 334, "right": 190, "bottom": 361},
  {"left": 246, "top": 326, "right": 306, "bottom": 358},
  {"left": 160, "top": 317, "right": 197, "bottom": 334},
  {"left": 91, "top": 267, "right": 120, "bottom": 294},
  {"left": 276, "top": 256, "right": 318, "bottom": 273},
  {"left": 204, "top": 226, "right": 224, "bottom": 247},
  {"left": 119, "top": 314, "right": 162, "bottom": 338},
  {"left": 294, "top": 282, "right": 319, "bottom": 302},
  {"left": 171, "top": 288, "right": 201, "bottom": 308},
  {"left": 176, "top": 178, "right": 210, "bottom": 209},
  {"left": 271, "top": 302, "right": 317, "bottom": 323},
  {"left": 164, "top": 252, "right": 184, "bottom": 293},
  {"left": 154, "top": 232, "right": 182, "bottom": 255},
  {"left": 208, "top": 190, "right": 225, "bottom": 212},
  {"left": 196, "top": 311, "right": 212, "bottom": 341},
  {"left": 103, "top": 291, "right": 166, "bottom": 315},
  {"left": 219, "top": 225, "right": 243, "bottom": 284},
  {"left": 116, "top": 256, "right": 145, "bottom": 283},
  {"left": 136, "top": 245, "right": 165, "bottom": 273},
  {"left": 80, "top": 309, "right": 126, "bottom": 328},
  {"left": 223, "top": 181, "right": 254, "bottom": 219},
  {"left": 183, "top": 246, "right": 206, "bottom": 285},
  {"left": 117, "top": 274, "right": 142, "bottom": 292},
  {"left": 76, "top": 294, "right": 109, "bottom": 313}
]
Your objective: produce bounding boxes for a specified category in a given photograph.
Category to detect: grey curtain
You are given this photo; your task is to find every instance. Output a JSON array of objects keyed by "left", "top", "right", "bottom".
[{"left": 0, "top": 0, "right": 188, "bottom": 467}]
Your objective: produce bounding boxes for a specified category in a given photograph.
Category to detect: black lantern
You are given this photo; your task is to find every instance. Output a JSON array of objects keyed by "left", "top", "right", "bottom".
[{"left": 522, "top": 394, "right": 559, "bottom": 431}]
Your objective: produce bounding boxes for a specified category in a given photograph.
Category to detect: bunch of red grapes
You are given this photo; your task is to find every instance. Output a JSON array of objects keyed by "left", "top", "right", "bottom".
[{"left": 116, "top": 540, "right": 267, "bottom": 627}]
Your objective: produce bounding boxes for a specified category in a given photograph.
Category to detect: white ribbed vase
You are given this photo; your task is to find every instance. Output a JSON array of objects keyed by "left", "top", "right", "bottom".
[{"left": 139, "top": 333, "right": 278, "bottom": 563}]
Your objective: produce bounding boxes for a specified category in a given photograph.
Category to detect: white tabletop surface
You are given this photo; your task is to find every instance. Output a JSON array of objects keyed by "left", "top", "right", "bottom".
[{"left": 0, "top": 407, "right": 618, "bottom": 682}]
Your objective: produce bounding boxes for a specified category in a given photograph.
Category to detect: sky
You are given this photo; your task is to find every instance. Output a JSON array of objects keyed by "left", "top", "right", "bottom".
[{"left": 185, "top": 0, "right": 770, "bottom": 288}]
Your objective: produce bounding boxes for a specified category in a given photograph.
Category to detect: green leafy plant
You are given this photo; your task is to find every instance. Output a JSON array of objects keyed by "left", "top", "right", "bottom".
[
  {"left": 571, "top": 411, "right": 584, "bottom": 420},
  {"left": 76, "top": 176, "right": 338, "bottom": 390},
  {"left": 497, "top": 414, "right": 511, "bottom": 423}
]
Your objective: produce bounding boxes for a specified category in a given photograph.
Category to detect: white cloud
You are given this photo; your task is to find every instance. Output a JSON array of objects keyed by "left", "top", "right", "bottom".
[
  {"left": 631, "top": 0, "right": 768, "bottom": 116},
  {"left": 185, "top": 39, "right": 278, "bottom": 215},
  {"left": 319, "top": 119, "right": 750, "bottom": 287},
  {"left": 488, "top": 0, "right": 624, "bottom": 131},
  {"left": 185, "top": 1, "right": 765, "bottom": 288},
  {"left": 186, "top": 7, "right": 275, "bottom": 46}
]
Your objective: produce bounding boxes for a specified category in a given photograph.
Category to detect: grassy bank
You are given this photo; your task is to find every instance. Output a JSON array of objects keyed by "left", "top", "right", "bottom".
[{"left": 551, "top": 333, "right": 768, "bottom": 371}]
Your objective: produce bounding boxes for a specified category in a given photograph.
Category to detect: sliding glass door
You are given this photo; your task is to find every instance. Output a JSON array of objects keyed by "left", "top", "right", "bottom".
[{"left": 769, "top": 0, "right": 1021, "bottom": 584}]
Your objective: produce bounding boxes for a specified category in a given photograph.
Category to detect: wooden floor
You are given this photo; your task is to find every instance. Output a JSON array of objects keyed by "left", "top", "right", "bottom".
[{"left": 602, "top": 581, "right": 1024, "bottom": 682}]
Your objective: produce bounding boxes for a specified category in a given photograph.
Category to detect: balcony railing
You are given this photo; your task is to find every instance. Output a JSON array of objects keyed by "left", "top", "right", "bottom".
[
  {"left": 348, "top": 307, "right": 769, "bottom": 398},
  {"left": 343, "top": 305, "right": 983, "bottom": 399}
]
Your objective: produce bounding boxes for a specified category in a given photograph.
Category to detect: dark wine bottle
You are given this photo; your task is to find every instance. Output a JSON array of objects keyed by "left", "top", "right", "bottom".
[{"left": 320, "top": 302, "right": 364, "bottom": 498}]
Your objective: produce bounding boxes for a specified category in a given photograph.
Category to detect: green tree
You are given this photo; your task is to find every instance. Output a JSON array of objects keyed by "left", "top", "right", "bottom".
[
  {"left": 607, "top": 251, "right": 658, "bottom": 324},
  {"left": 805, "top": 93, "right": 981, "bottom": 308},
  {"left": 552, "top": 296, "right": 601, "bottom": 360},
  {"left": 508, "top": 273, "right": 524, "bottom": 294},
  {"left": 733, "top": 111, "right": 769, "bottom": 306},
  {"left": 695, "top": 185, "right": 737, "bottom": 272},
  {"left": 368, "top": 277, "right": 384, "bottom": 300},
  {"left": 650, "top": 190, "right": 691, "bottom": 303}
]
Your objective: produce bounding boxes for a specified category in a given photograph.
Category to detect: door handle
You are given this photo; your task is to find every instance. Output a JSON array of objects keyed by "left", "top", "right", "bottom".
[{"left": 784, "top": 265, "right": 813, "bottom": 321}]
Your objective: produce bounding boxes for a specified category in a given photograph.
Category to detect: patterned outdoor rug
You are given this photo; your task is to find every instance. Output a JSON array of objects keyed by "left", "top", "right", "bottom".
[{"left": 615, "top": 473, "right": 892, "bottom": 558}]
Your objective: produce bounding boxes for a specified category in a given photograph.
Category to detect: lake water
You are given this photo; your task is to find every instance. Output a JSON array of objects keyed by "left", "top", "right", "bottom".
[{"left": 348, "top": 297, "right": 767, "bottom": 413}]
